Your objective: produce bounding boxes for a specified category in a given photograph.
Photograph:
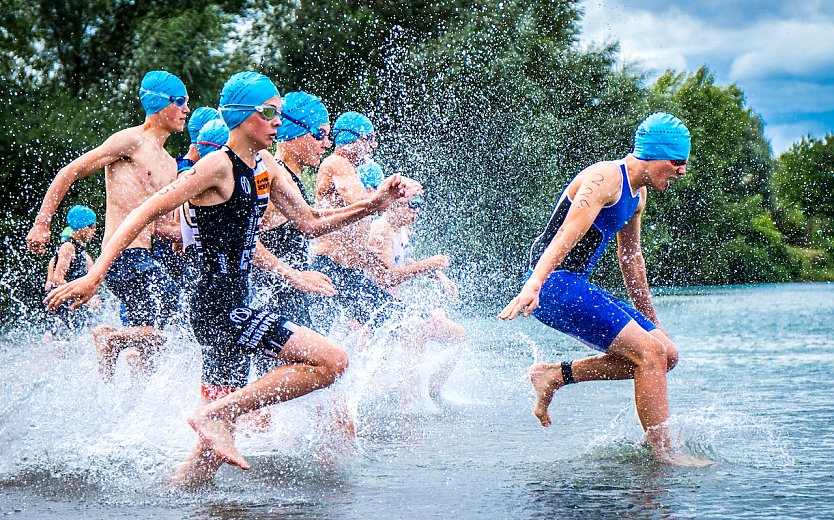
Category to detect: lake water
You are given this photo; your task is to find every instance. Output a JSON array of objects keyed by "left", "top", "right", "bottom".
[{"left": 1, "top": 283, "right": 832, "bottom": 519}]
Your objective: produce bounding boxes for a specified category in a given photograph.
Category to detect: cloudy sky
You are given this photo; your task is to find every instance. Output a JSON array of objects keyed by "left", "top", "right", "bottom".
[{"left": 578, "top": 0, "right": 834, "bottom": 154}]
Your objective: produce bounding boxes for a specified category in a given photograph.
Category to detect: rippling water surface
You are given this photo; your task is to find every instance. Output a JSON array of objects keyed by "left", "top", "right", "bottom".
[{"left": 1, "top": 283, "right": 832, "bottom": 518}]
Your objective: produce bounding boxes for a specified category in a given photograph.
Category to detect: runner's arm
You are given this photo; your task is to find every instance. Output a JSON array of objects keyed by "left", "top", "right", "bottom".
[
  {"left": 367, "top": 220, "right": 450, "bottom": 288},
  {"left": 28, "top": 130, "right": 140, "bottom": 253},
  {"left": 269, "top": 172, "right": 407, "bottom": 238},
  {"left": 616, "top": 192, "right": 659, "bottom": 324},
  {"left": 51, "top": 241, "right": 76, "bottom": 286},
  {"left": 45, "top": 160, "right": 225, "bottom": 310},
  {"left": 253, "top": 240, "right": 336, "bottom": 295}
]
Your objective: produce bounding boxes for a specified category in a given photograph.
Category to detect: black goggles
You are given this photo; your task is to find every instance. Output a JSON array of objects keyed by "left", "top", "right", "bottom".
[{"left": 282, "top": 111, "right": 328, "bottom": 140}]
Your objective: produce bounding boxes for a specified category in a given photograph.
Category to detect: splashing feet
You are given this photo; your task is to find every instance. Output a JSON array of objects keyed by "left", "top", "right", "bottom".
[
  {"left": 529, "top": 363, "right": 565, "bottom": 427},
  {"left": 93, "top": 325, "right": 119, "bottom": 382},
  {"left": 187, "top": 409, "right": 250, "bottom": 470}
]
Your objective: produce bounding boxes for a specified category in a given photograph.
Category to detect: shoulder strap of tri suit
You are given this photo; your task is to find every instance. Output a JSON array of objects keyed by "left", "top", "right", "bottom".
[{"left": 66, "top": 237, "right": 85, "bottom": 253}]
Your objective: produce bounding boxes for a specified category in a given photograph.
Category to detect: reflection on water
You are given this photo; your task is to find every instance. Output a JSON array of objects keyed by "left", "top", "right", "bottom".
[{"left": 0, "top": 283, "right": 832, "bottom": 518}]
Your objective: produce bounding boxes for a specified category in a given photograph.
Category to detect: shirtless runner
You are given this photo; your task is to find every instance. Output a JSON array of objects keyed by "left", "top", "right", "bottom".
[{"left": 28, "top": 70, "right": 187, "bottom": 381}]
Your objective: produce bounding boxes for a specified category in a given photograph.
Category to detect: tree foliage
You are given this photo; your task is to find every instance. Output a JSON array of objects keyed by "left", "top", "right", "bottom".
[{"left": 0, "top": 0, "right": 830, "bottom": 323}]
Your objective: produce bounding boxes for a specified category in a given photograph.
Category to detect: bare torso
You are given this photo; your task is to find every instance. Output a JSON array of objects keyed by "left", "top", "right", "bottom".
[
  {"left": 102, "top": 126, "right": 178, "bottom": 250},
  {"left": 314, "top": 154, "right": 374, "bottom": 269}
]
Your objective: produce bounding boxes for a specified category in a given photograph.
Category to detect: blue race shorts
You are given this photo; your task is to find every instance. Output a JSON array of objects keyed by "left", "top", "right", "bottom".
[
  {"left": 105, "top": 248, "right": 179, "bottom": 327},
  {"left": 529, "top": 269, "right": 656, "bottom": 351}
]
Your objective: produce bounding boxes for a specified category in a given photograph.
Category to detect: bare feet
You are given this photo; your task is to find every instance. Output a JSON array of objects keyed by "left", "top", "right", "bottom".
[
  {"left": 187, "top": 409, "right": 250, "bottom": 470},
  {"left": 657, "top": 450, "right": 716, "bottom": 467},
  {"left": 169, "top": 443, "right": 224, "bottom": 489},
  {"left": 529, "top": 363, "right": 565, "bottom": 427},
  {"left": 93, "top": 325, "right": 119, "bottom": 382},
  {"left": 124, "top": 347, "right": 155, "bottom": 377}
]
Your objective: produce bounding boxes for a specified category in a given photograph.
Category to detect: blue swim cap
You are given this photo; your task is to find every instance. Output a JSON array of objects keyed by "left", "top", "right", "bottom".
[
  {"left": 332, "top": 112, "right": 374, "bottom": 147},
  {"left": 60, "top": 226, "right": 73, "bottom": 240},
  {"left": 358, "top": 160, "right": 384, "bottom": 189},
  {"left": 187, "top": 107, "right": 221, "bottom": 144},
  {"left": 632, "top": 112, "right": 691, "bottom": 161},
  {"left": 276, "top": 92, "right": 330, "bottom": 142},
  {"left": 407, "top": 195, "right": 424, "bottom": 210},
  {"left": 219, "top": 71, "right": 281, "bottom": 130},
  {"left": 139, "top": 70, "right": 187, "bottom": 115},
  {"left": 66, "top": 205, "right": 96, "bottom": 231},
  {"left": 196, "top": 119, "right": 230, "bottom": 158}
]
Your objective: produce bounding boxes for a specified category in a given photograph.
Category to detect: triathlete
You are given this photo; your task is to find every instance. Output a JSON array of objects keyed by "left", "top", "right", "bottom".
[
  {"left": 45, "top": 71, "right": 409, "bottom": 486},
  {"left": 499, "top": 113, "right": 709, "bottom": 466},
  {"left": 28, "top": 70, "right": 187, "bottom": 382}
]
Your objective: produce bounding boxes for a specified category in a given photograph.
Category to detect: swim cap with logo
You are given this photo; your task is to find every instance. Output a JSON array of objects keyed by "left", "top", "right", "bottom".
[
  {"left": 276, "top": 92, "right": 330, "bottom": 142},
  {"left": 358, "top": 160, "right": 384, "bottom": 189},
  {"left": 139, "top": 70, "right": 187, "bottom": 115},
  {"left": 632, "top": 112, "right": 691, "bottom": 161},
  {"left": 66, "top": 205, "right": 97, "bottom": 231},
  {"left": 332, "top": 112, "right": 374, "bottom": 147},
  {"left": 196, "top": 119, "right": 230, "bottom": 158},
  {"left": 188, "top": 107, "right": 221, "bottom": 144},
  {"left": 219, "top": 71, "right": 281, "bottom": 130}
]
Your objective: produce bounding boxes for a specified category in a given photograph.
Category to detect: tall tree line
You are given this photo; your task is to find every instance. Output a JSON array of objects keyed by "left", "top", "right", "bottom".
[{"left": 1, "top": 0, "right": 830, "bottom": 325}]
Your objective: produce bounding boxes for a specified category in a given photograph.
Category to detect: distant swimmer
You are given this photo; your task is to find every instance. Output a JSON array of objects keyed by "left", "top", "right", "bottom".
[
  {"left": 311, "top": 112, "right": 423, "bottom": 331},
  {"left": 45, "top": 71, "right": 408, "bottom": 487},
  {"left": 28, "top": 70, "right": 188, "bottom": 381},
  {"left": 499, "top": 113, "right": 710, "bottom": 466},
  {"left": 44, "top": 205, "right": 102, "bottom": 338},
  {"left": 368, "top": 194, "right": 468, "bottom": 400}
]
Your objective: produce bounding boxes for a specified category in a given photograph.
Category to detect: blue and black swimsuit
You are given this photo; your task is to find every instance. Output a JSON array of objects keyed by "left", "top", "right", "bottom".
[{"left": 526, "top": 161, "right": 656, "bottom": 351}]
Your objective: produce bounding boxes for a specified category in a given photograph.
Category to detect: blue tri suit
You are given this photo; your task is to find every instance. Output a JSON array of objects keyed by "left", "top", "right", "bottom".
[{"left": 526, "top": 161, "right": 656, "bottom": 351}]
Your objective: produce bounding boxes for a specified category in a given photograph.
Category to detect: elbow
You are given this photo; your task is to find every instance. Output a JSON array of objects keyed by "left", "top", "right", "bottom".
[{"left": 297, "top": 221, "right": 323, "bottom": 238}]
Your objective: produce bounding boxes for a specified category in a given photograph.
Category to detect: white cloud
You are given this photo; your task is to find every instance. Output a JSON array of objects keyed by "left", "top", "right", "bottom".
[
  {"left": 578, "top": 1, "right": 834, "bottom": 154},
  {"left": 728, "top": 20, "right": 834, "bottom": 79},
  {"left": 580, "top": 2, "right": 834, "bottom": 82},
  {"left": 765, "top": 121, "right": 830, "bottom": 155}
]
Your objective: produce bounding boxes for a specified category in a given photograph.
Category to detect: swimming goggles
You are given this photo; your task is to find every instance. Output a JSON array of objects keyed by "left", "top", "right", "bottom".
[
  {"left": 220, "top": 104, "right": 280, "bottom": 121},
  {"left": 139, "top": 88, "right": 188, "bottom": 108},
  {"left": 670, "top": 159, "right": 687, "bottom": 166},
  {"left": 281, "top": 111, "right": 328, "bottom": 140}
]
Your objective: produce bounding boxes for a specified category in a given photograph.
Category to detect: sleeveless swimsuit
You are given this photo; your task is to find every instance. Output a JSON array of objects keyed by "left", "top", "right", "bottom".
[
  {"left": 190, "top": 148, "right": 300, "bottom": 389},
  {"left": 46, "top": 237, "right": 93, "bottom": 332},
  {"left": 253, "top": 160, "right": 315, "bottom": 341},
  {"left": 526, "top": 161, "right": 656, "bottom": 351}
]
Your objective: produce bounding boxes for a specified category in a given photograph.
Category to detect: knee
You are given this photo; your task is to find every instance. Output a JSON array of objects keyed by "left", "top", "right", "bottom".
[
  {"left": 665, "top": 343, "right": 679, "bottom": 371},
  {"left": 448, "top": 323, "right": 468, "bottom": 343},
  {"left": 322, "top": 346, "right": 349, "bottom": 383},
  {"left": 634, "top": 338, "right": 668, "bottom": 373}
]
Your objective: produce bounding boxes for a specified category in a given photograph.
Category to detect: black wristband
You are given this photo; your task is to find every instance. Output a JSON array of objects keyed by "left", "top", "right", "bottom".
[{"left": 561, "top": 360, "right": 575, "bottom": 385}]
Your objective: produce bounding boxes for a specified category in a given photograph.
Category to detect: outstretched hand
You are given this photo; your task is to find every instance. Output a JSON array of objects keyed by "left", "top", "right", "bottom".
[
  {"left": 371, "top": 175, "right": 415, "bottom": 211},
  {"left": 44, "top": 274, "right": 101, "bottom": 311},
  {"left": 421, "top": 255, "right": 450, "bottom": 271},
  {"left": 287, "top": 269, "right": 337, "bottom": 296},
  {"left": 497, "top": 281, "right": 542, "bottom": 320}
]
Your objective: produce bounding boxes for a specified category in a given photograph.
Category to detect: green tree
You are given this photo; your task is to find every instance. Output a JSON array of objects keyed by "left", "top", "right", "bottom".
[
  {"left": 771, "top": 135, "right": 834, "bottom": 279},
  {"left": 643, "top": 67, "right": 800, "bottom": 285}
]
